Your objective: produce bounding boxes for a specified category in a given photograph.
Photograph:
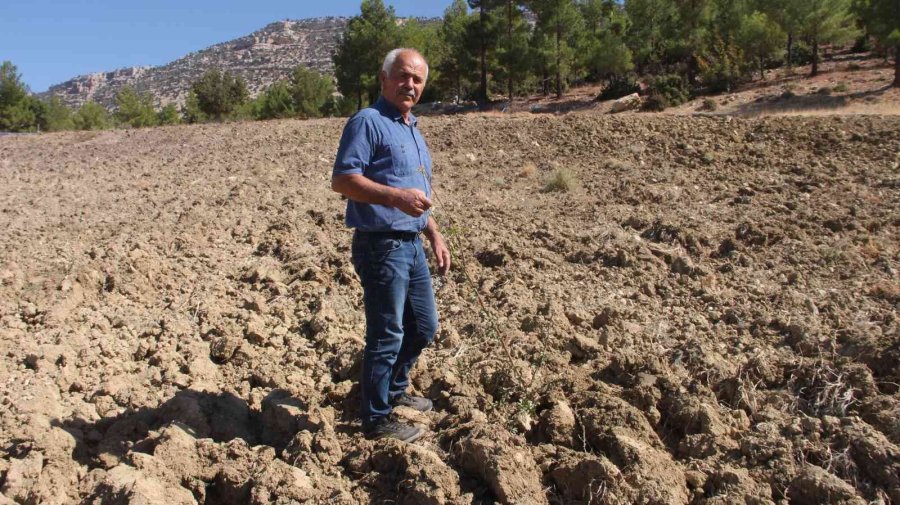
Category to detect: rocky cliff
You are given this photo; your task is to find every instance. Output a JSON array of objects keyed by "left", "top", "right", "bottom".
[{"left": 41, "top": 17, "right": 348, "bottom": 109}]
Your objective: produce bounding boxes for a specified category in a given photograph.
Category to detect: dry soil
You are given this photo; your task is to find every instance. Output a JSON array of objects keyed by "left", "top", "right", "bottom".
[{"left": 0, "top": 112, "right": 898, "bottom": 504}]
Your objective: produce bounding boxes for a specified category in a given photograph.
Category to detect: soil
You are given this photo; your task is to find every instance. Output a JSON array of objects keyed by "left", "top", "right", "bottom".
[{"left": 0, "top": 110, "right": 898, "bottom": 504}]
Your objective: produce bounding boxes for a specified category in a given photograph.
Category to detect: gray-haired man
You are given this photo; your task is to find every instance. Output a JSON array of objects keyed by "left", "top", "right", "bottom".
[{"left": 331, "top": 49, "right": 451, "bottom": 442}]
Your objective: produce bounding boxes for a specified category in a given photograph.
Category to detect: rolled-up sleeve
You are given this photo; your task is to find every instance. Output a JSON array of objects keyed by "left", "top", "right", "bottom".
[{"left": 333, "top": 114, "right": 374, "bottom": 177}]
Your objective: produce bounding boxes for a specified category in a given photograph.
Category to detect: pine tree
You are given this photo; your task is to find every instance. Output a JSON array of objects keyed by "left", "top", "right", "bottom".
[
  {"left": 624, "top": 0, "right": 680, "bottom": 73},
  {"left": 855, "top": 0, "right": 900, "bottom": 86},
  {"left": 115, "top": 86, "right": 158, "bottom": 128},
  {"left": 737, "top": 11, "right": 787, "bottom": 79},
  {"left": 73, "top": 102, "right": 111, "bottom": 130},
  {"left": 189, "top": 70, "right": 248, "bottom": 120},
  {"left": 755, "top": 0, "right": 804, "bottom": 66},
  {"left": 530, "top": 0, "right": 586, "bottom": 98},
  {"left": 257, "top": 80, "right": 296, "bottom": 119},
  {"left": 42, "top": 95, "right": 75, "bottom": 131},
  {"left": 182, "top": 91, "right": 206, "bottom": 124},
  {"left": 289, "top": 67, "right": 334, "bottom": 118},
  {"left": 0, "top": 61, "right": 38, "bottom": 132},
  {"left": 333, "top": 0, "right": 401, "bottom": 110},
  {"left": 794, "top": 0, "right": 859, "bottom": 76},
  {"left": 467, "top": 0, "right": 500, "bottom": 104},
  {"left": 435, "top": 0, "right": 475, "bottom": 103},
  {"left": 579, "top": 0, "right": 634, "bottom": 82},
  {"left": 494, "top": 0, "right": 532, "bottom": 102}
]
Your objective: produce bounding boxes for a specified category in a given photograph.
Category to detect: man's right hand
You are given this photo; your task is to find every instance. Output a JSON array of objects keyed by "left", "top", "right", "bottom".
[{"left": 391, "top": 188, "right": 432, "bottom": 217}]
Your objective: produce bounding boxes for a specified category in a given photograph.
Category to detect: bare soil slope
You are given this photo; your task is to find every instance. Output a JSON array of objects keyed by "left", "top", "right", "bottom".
[
  {"left": 0, "top": 113, "right": 898, "bottom": 504},
  {"left": 505, "top": 53, "right": 899, "bottom": 117}
]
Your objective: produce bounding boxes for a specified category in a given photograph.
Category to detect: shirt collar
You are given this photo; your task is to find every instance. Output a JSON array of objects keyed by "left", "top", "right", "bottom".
[{"left": 375, "top": 96, "right": 417, "bottom": 126}]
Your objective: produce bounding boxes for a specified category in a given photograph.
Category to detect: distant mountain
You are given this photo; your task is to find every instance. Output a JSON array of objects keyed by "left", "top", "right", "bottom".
[{"left": 40, "top": 17, "right": 349, "bottom": 110}]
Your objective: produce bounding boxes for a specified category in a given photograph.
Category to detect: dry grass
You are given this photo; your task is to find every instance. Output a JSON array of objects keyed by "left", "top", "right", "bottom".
[
  {"left": 518, "top": 162, "right": 538, "bottom": 178},
  {"left": 543, "top": 169, "right": 578, "bottom": 193},
  {"left": 602, "top": 157, "right": 632, "bottom": 172}
]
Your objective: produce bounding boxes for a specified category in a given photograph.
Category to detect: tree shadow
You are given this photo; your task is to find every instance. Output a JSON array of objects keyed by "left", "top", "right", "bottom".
[{"left": 729, "top": 84, "right": 894, "bottom": 117}]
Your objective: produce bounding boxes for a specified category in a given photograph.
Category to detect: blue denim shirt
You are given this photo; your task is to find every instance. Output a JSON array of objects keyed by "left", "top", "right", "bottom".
[{"left": 333, "top": 96, "right": 433, "bottom": 232}]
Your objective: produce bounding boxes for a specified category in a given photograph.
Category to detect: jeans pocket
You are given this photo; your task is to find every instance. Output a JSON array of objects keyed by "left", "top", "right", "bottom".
[{"left": 368, "top": 238, "right": 401, "bottom": 255}]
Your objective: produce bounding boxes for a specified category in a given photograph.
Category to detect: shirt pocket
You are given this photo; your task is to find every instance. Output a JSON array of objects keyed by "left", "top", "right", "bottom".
[{"left": 388, "top": 143, "right": 420, "bottom": 176}]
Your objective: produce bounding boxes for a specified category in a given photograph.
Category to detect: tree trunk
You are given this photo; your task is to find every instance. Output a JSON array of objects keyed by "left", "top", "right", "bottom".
[
  {"left": 555, "top": 21, "right": 562, "bottom": 99},
  {"left": 760, "top": 56, "right": 765, "bottom": 81},
  {"left": 811, "top": 38, "right": 819, "bottom": 77},
  {"left": 894, "top": 45, "right": 900, "bottom": 87},
  {"left": 507, "top": 0, "right": 513, "bottom": 104},
  {"left": 478, "top": 3, "right": 488, "bottom": 104},
  {"left": 786, "top": 33, "right": 793, "bottom": 67}
]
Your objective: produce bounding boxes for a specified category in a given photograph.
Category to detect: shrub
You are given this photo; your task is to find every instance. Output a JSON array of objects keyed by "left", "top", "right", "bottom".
[
  {"left": 788, "top": 41, "right": 814, "bottom": 66},
  {"left": 697, "top": 38, "right": 745, "bottom": 93},
  {"left": 699, "top": 98, "right": 718, "bottom": 111},
  {"left": 157, "top": 103, "right": 181, "bottom": 125},
  {"left": 599, "top": 77, "right": 640, "bottom": 101},
  {"left": 643, "top": 74, "right": 690, "bottom": 111},
  {"left": 322, "top": 94, "right": 359, "bottom": 117},
  {"left": 833, "top": 82, "right": 849, "bottom": 93},
  {"left": 254, "top": 67, "right": 334, "bottom": 120},
  {"left": 543, "top": 169, "right": 577, "bottom": 193},
  {"left": 255, "top": 80, "right": 296, "bottom": 120},
  {"left": 816, "top": 86, "right": 833, "bottom": 95}
]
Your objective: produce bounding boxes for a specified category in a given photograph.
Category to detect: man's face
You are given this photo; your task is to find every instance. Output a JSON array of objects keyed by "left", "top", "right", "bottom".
[{"left": 380, "top": 52, "right": 427, "bottom": 115}]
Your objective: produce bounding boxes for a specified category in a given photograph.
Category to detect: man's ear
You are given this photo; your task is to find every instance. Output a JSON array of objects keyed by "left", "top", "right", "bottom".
[{"left": 378, "top": 70, "right": 386, "bottom": 87}]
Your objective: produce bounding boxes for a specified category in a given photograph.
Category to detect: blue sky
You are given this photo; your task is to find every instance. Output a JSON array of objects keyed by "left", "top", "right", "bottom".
[{"left": 1, "top": 1, "right": 451, "bottom": 92}]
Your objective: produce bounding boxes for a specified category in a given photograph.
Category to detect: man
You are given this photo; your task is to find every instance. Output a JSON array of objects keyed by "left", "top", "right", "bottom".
[{"left": 331, "top": 48, "right": 451, "bottom": 443}]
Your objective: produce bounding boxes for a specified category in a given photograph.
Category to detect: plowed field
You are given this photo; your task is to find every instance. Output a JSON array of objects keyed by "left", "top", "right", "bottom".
[{"left": 1, "top": 113, "right": 898, "bottom": 504}]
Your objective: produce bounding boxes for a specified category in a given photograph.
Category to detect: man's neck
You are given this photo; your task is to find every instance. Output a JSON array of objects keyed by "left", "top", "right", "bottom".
[{"left": 378, "top": 95, "right": 412, "bottom": 125}]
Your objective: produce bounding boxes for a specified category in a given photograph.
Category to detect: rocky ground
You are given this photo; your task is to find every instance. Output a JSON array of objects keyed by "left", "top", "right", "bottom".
[{"left": 0, "top": 112, "right": 897, "bottom": 504}]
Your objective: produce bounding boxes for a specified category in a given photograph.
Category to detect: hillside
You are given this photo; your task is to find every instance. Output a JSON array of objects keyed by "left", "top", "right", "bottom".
[
  {"left": 1, "top": 111, "right": 898, "bottom": 503},
  {"left": 40, "top": 17, "right": 349, "bottom": 110},
  {"left": 501, "top": 52, "right": 900, "bottom": 117}
]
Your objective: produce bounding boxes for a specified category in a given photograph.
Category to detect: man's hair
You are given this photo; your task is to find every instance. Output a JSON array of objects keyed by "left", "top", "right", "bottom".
[{"left": 382, "top": 48, "right": 429, "bottom": 81}]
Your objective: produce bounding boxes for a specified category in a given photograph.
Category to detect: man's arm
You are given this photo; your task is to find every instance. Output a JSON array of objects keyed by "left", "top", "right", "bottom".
[
  {"left": 424, "top": 215, "right": 451, "bottom": 275},
  {"left": 331, "top": 174, "right": 432, "bottom": 217}
]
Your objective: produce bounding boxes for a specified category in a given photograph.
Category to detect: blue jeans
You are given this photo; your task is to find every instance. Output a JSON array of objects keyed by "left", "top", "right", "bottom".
[{"left": 351, "top": 231, "right": 439, "bottom": 428}]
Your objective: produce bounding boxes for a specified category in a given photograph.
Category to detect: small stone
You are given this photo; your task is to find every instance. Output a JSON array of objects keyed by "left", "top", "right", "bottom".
[{"left": 209, "top": 336, "right": 241, "bottom": 361}]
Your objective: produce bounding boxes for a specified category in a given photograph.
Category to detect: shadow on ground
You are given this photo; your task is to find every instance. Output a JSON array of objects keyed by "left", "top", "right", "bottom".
[{"left": 51, "top": 388, "right": 325, "bottom": 469}]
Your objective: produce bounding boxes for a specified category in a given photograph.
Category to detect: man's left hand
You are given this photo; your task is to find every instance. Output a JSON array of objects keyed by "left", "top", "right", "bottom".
[{"left": 428, "top": 232, "right": 451, "bottom": 276}]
